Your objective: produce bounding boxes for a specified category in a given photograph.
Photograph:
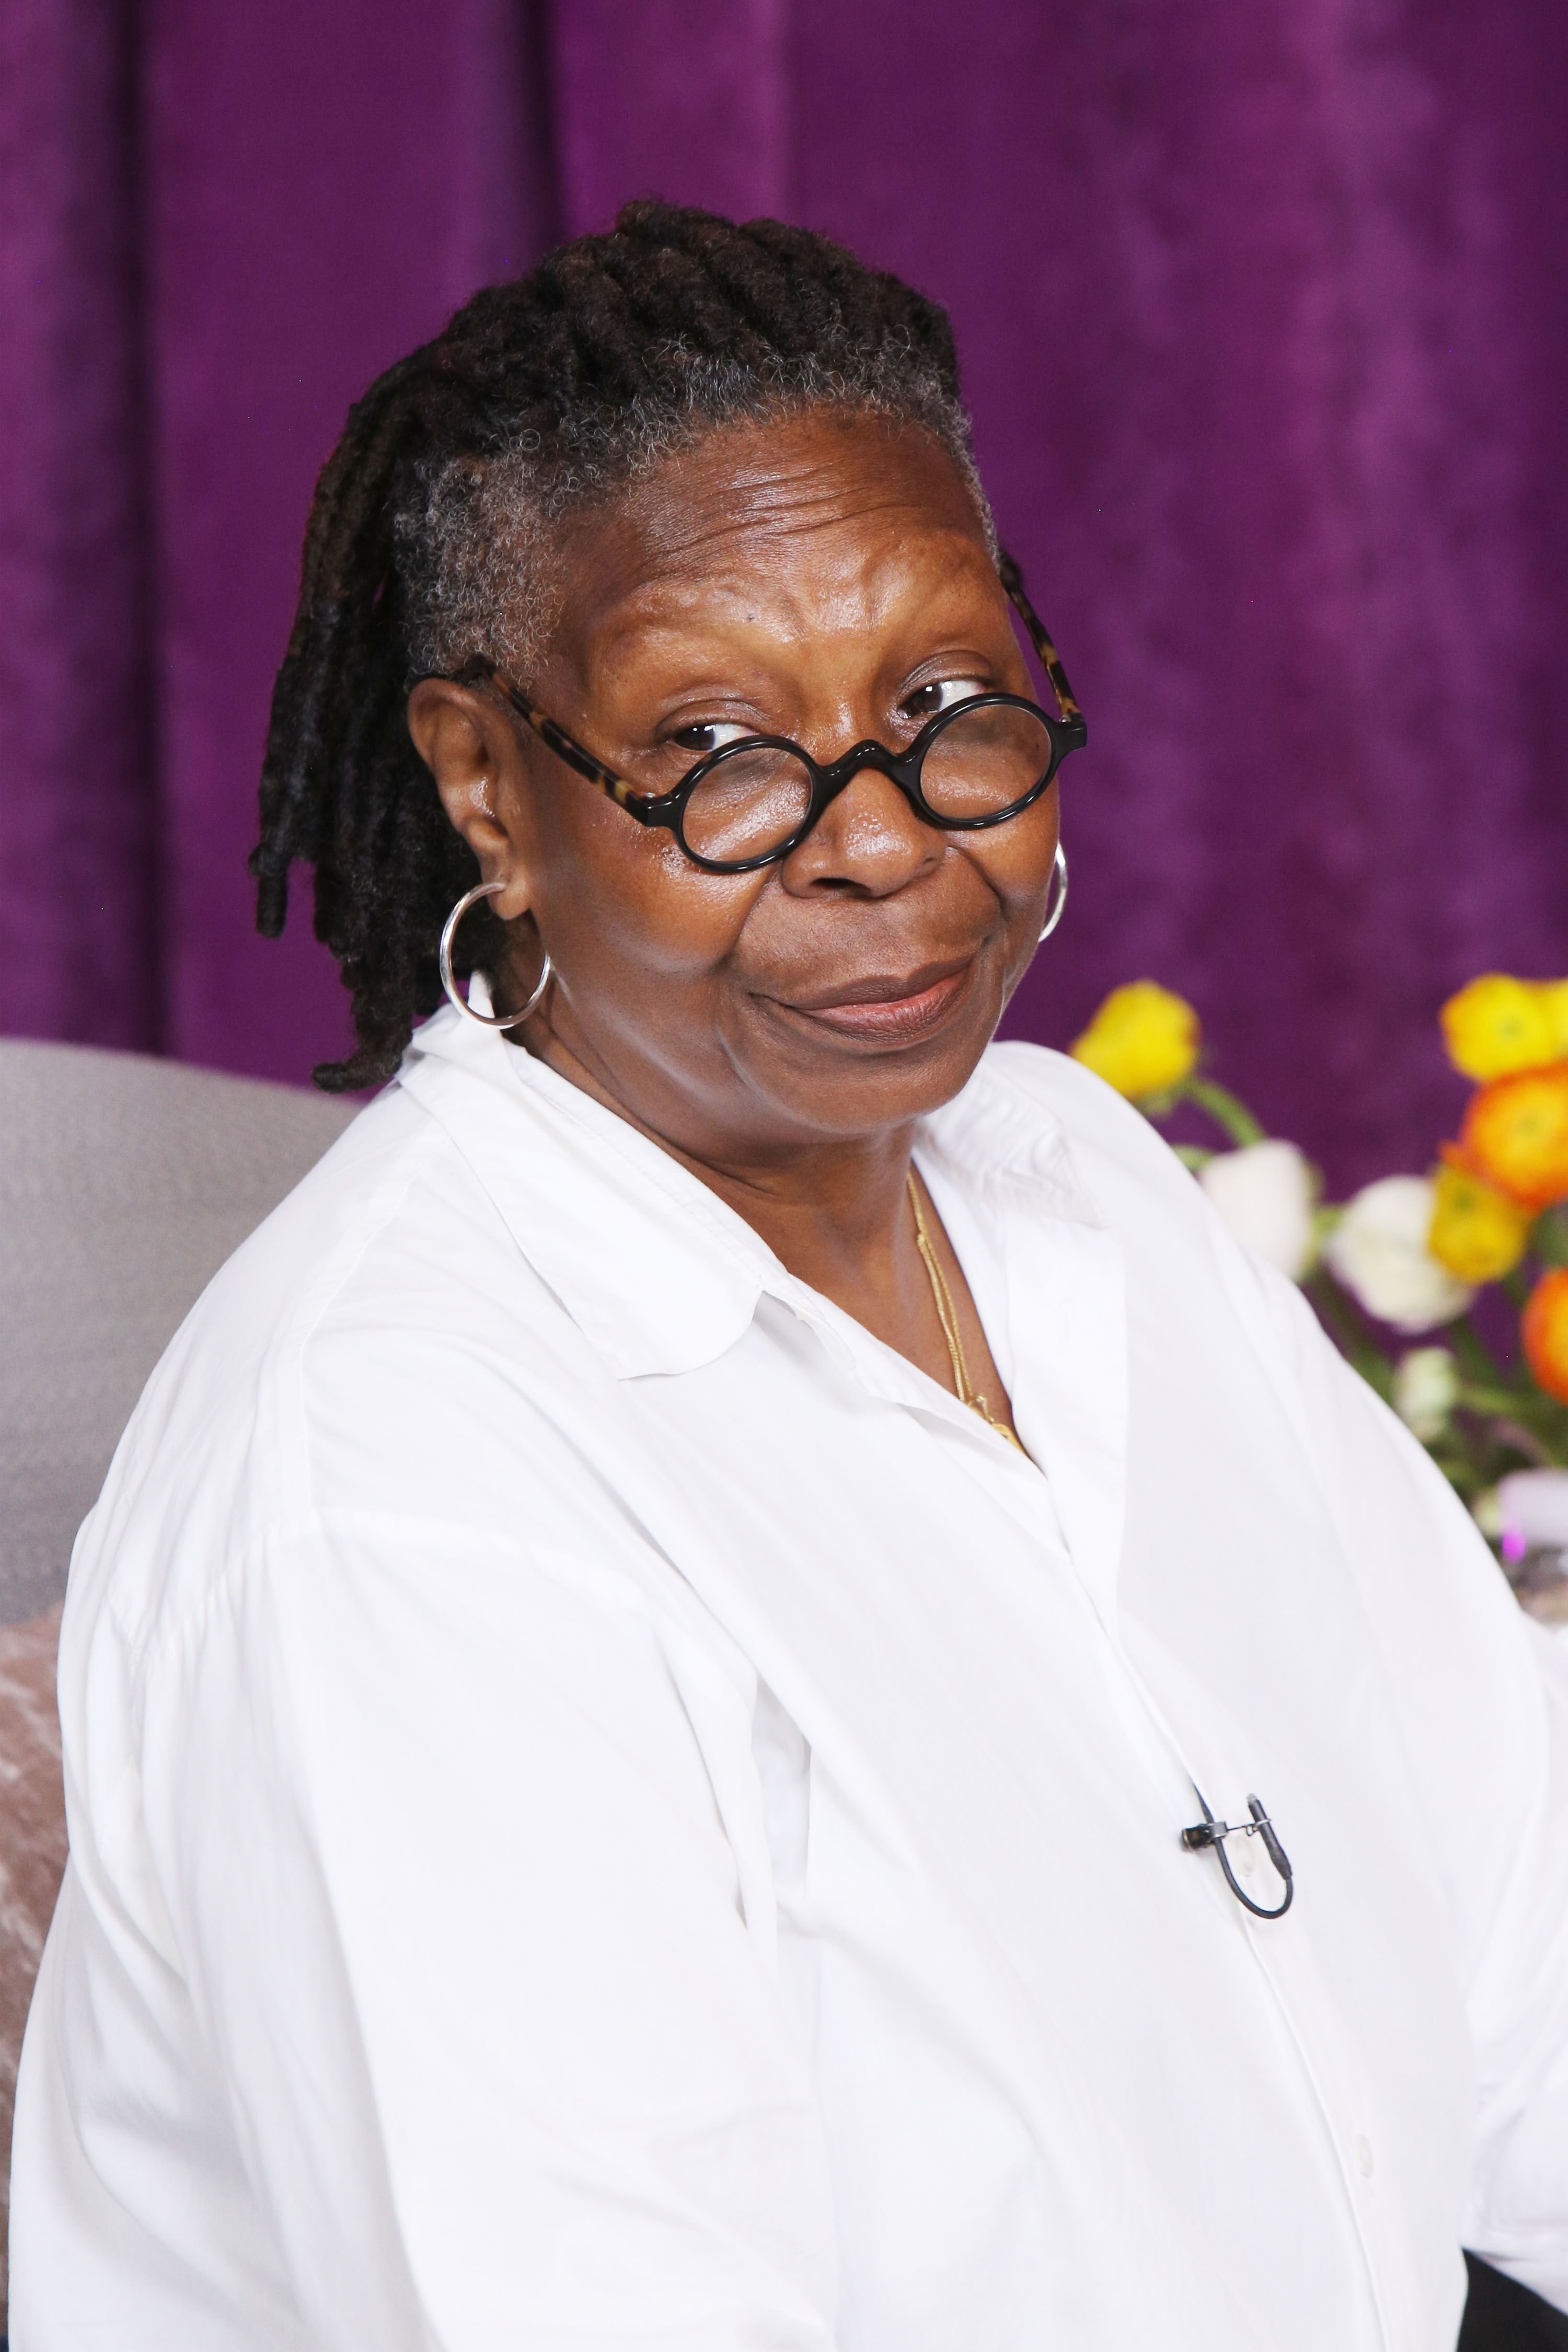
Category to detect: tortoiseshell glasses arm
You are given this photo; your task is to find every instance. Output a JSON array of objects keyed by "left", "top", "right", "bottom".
[
  {"left": 447, "top": 656, "right": 664, "bottom": 820},
  {"left": 997, "top": 551, "right": 1085, "bottom": 733}
]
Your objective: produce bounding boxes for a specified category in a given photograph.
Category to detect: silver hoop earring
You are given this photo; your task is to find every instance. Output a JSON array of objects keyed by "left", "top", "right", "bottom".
[
  {"left": 1038, "top": 843, "right": 1069, "bottom": 942},
  {"left": 439, "top": 880, "right": 553, "bottom": 1031}
]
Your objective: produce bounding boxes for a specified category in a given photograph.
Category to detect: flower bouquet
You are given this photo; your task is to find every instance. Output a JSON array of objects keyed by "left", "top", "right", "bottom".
[{"left": 1069, "top": 976, "right": 1568, "bottom": 1624}]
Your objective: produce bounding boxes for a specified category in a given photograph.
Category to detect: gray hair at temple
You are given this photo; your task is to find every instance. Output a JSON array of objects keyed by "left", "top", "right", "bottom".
[{"left": 395, "top": 341, "right": 998, "bottom": 685}]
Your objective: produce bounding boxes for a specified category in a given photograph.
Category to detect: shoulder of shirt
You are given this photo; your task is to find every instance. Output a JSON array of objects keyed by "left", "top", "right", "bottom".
[
  {"left": 976, "top": 1038, "right": 1214, "bottom": 1210},
  {"left": 975, "top": 1046, "right": 1455, "bottom": 1585},
  {"left": 976, "top": 1038, "right": 1323, "bottom": 1361},
  {"left": 65, "top": 1075, "right": 591, "bottom": 1666}
]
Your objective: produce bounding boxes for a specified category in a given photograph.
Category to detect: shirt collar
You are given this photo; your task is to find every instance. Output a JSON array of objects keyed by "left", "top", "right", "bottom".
[
  {"left": 918, "top": 1043, "right": 1105, "bottom": 1230},
  {"left": 395, "top": 999, "right": 1104, "bottom": 1382}
]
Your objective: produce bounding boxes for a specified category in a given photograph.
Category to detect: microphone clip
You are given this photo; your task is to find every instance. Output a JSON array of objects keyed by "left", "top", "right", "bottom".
[{"left": 1181, "top": 1791, "right": 1294, "bottom": 1919}]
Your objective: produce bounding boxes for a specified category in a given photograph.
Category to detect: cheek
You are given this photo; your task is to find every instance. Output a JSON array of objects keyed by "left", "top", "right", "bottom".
[
  {"left": 961, "top": 788, "right": 1062, "bottom": 925},
  {"left": 527, "top": 789, "right": 762, "bottom": 985}
]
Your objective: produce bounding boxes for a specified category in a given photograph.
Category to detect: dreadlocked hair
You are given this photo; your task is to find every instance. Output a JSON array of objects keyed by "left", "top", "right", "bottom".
[{"left": 252, "top": 199, "right": 994, "bottom": 1090}]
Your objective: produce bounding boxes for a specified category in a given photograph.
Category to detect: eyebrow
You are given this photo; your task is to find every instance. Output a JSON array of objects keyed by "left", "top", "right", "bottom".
[{"left": 442, "top": 550, "right": 1085, "bottom": 826}]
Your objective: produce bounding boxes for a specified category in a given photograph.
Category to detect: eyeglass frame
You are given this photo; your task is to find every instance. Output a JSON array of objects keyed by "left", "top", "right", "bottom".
[{"left": 436, "top": 551, "right": 1087, "bottom": 878}]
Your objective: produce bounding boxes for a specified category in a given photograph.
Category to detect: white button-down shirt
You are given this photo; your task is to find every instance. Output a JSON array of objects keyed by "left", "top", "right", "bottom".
[{"left": 13, "top": 1006, "right": 1568, "bottom": 2349}]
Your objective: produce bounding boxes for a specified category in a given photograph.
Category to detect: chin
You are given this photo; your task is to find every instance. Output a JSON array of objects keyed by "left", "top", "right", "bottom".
[{"left": 763, "top": 1010, "right": 998, "bottom": 1137}]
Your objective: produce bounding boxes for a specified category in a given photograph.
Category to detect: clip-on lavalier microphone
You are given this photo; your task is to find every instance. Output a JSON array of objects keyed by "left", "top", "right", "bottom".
[{"left": 1182, "top": 1792, "right": 1294, "bottom": 1919}]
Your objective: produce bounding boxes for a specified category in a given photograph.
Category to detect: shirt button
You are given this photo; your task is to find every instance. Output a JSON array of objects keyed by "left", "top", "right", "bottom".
[
  {"left": 1232, "top": 1837, "right": 1256, "bottom": 1878},
  {"left": 1353, "top": 2135, "right": 1375, "bottom": 2179}
]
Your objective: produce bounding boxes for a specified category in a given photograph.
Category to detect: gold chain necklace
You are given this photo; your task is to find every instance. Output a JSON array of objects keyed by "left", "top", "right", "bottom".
[{"left": 906, "top": 1174, "right": 1025, "bottom": 1452}]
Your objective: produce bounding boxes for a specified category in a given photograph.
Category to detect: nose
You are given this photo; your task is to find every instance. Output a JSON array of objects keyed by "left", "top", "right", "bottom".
[{"left": 778, "top": 759, "right": 943, "bottom": 900}]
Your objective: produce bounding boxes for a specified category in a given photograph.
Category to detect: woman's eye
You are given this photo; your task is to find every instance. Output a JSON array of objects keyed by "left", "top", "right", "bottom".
[
  {"left": 668, "top": 720, "right": 752, "bottom": 757},
  {"left": 902, "top": 677, "right": 985, "bottom": 722}
]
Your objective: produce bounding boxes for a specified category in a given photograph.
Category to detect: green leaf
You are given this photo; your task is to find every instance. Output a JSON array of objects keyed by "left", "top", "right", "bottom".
[{"left": 1535, "top": 1205, "right": 1568, "bottom": 1269}]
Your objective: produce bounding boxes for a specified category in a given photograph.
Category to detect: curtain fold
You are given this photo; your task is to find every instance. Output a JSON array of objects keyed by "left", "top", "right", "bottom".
[
  {"left": 550, "top": 0, "right": 790, "bottom": 229},
  {"left": 1, "top": 0, "right": 156, "bottom": 1048},
  {"left": 142, "top": 0, "right": 558, "bottom": 1070},
  {"left": 2, "top": 0, "right": 1564, "bottom": 1189}
]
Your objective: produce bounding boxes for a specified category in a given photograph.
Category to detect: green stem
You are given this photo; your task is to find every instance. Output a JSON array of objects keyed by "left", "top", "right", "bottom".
[
  {"left": 1534, "top": 1205, "right": 1568, "bottom": 1269},
  {"left": 1304, "top": 1272, "right": 1396, "bottom": 1399},
  {"left": 1446, "top": 1315, "right": 1503, "bottom": 1382},
  {"left": 1458, "top": 1383, "right": 1547, "bottom": 1418},
  {"left": 1179, "top": 1077, "right": 1267, "bottom": 1149},
  {"left": 1483, "top": 1416, "right": 1555, "bottom": 1469},
  {"left": 1444, "top": 1412, "right": 1492, "bottom": 1486},
  {"left": 1453, "top": 1383, "right": 1568, "bottom": 1466},
  {"left": 1307, "top": 1269, "right": 1394, "bottom": 1359},
  {"left": 1503, "top": 1266, "right": 1533, "bottom": 1312}
]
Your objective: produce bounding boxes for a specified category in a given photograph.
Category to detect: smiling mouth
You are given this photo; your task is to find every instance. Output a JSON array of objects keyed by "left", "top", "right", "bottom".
[{"left": 773, "top": 958, "right": 977, "bottom": 1046}]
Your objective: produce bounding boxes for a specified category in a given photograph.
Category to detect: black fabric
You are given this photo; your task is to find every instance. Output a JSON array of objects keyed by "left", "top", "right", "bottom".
[{"left": 1460, "top": 2255, "right": 1568, "bottom": 2349}]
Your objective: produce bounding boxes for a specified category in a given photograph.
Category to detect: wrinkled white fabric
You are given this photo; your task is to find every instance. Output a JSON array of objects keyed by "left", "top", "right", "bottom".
[{"left": 11, "top": 1005, "right": 1568, "bottom": 2350}]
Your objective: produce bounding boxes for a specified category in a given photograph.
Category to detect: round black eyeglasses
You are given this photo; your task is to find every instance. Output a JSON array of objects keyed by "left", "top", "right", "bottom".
[{"left": 442, "top": 554, "right": 1087, "bottom": 877}]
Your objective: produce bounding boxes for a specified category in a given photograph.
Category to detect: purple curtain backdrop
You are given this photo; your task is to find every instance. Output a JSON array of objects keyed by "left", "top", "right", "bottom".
[{"left": 3, "top": 1, "right": 1565, "bottom": 1192}]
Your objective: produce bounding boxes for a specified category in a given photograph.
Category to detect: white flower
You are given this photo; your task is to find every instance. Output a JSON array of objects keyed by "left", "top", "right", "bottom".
[
  {"left": 1199, "top": 1140, "right": 1317, "bottom": 1279},
  {"left": 1494, "top": 1469, "right": 1568, "bottom": 1558},
  {"left": 1323, "top": 1175, "right": 1473, "bottom": 1334},
  {"left": 1392, "top": 1346, "right": 1459, "bottom": 1442}
]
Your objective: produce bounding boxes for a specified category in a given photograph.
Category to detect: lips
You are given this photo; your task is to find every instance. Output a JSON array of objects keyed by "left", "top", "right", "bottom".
[{"left": 774, "top": 958, "right": 976, "bottom": 1046}]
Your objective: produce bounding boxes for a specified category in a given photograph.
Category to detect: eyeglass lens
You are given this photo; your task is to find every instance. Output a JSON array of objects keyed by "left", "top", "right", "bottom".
[
  {"left": 678, "top": 702, "right": 1057, "bottom": 868},
  {"left": 919, "top": 703, "right": 1055, "bottom": 821},
  {"left": 680, "top": 744, "right": 816, "bottom": 866}
]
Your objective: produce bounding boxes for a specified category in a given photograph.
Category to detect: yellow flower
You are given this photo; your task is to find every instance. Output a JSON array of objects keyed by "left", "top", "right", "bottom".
[
  {"left": 1439, "top": 975, "right": 1561, "bottom": 1080},
  {"left": 1070, "top": 982, "right": 1200, "bottom": 1099},
  {"left": 1427, "top": 1155, "right": 1534, "bottom": 1283},
  {"left": 1541, "top": 980, "right": 1568, "bottom": 1058}
]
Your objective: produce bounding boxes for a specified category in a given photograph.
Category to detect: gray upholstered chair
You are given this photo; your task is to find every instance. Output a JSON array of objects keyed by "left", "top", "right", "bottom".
[
  {"left": 0, "top": 1040, "right": 354, "bottom": 2324},
  {"left": 0, "top": 1041, "right": 356, "bottom": 1627}
]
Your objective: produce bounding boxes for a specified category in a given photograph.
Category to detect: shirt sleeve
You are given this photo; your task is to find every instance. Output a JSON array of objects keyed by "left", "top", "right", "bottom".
[
  {"left": 1259, "top": 1265, "right": 1568, "bottom": 2310},
  {"left": 138, "top": 1512, "right": 840, "bottom": 2351}
]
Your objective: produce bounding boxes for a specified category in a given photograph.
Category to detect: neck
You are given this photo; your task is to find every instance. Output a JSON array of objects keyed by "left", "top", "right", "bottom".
[
  {"left": 514, "top": 1016, "right": 1019, "bottom": 1437},
  {"left": 520, "top": 1021, "right": 919, "bottom": 1298}
]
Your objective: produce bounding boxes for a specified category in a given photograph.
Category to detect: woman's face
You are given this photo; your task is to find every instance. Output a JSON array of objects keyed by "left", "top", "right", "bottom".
[{"left": 410, "top": 410, "right": 1063, "bottom": 1170}]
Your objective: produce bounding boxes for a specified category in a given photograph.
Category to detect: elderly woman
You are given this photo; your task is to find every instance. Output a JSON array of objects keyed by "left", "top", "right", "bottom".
[{"left": 12, "top": 203, "right": 1568, "bottom": 2349}]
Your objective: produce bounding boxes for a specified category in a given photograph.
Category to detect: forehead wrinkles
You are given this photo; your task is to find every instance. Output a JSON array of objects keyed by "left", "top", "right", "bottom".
[
  {"left": 632, "top": 453, "right": 951, "bottom": 563},
  {"left": 547, "top": 421, "right": 988, "bottom": 644},
  {"left": 631, "top": 408, "right": 979, "bottom": 530},
  {"left": 583, "top": 493, "right": 954, "bottom": 641},
  {"left": 582, "top": 524, "right": 999, "bottom": 686}
]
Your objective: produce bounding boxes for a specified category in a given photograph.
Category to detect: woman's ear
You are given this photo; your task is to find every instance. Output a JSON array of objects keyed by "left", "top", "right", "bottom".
[{"left": 406, "top": 679, "right": 534, "bottom": 920}]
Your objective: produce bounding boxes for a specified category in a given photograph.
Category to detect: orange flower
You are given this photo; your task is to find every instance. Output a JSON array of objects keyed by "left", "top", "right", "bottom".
[
  {"left": 1459, "top": 1064, "right": 1568, "bottom": 1209},
  {"left": 1523, "top": 1269, "right": 1568, "bottom": 1405}
]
